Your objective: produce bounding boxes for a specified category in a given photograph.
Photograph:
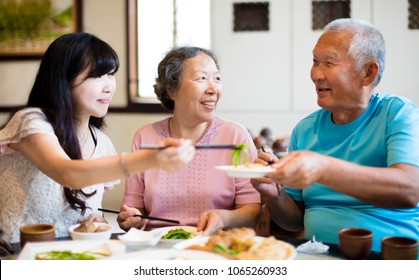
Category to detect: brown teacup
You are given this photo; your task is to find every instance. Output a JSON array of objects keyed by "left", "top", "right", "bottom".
[
  {"left": 338, "top": 227, "right": 373, "bottom": 259},
  {"left": 20, "top": 224, "right": 55, "bottom": 248},
  {"left": 381, "top": 236, "right": 418, "bottom": 260}
]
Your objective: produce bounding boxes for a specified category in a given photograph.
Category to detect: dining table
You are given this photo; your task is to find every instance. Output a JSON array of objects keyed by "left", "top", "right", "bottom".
[{"left": 1, "top": 232, "right": 382, "bottom": 260}]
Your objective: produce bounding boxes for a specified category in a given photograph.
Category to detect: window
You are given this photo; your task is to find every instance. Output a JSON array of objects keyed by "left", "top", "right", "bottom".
[
  {"left": 233, "top": 2, "right": 270, "bottom": 32},
  {"left": 312, "top": 0, "right": 351, "bottom": 30},
  {"left": 409, "top": 0, "right": 419, "bottom": 29},
  {"left": 126, "top": 0, "right": 211, "bottom": 112}
]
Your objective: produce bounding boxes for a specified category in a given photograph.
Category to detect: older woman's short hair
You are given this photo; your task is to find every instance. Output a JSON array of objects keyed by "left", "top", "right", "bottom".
[{"left": 154, "top": 46, "right": 219, "bottom": 111}]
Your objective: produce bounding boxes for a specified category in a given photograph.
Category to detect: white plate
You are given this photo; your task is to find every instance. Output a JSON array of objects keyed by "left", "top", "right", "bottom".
[
  {"left": 214, "top": 165, "right": 274, "bottom": 178},
  {"left": 174, "top": 236, "right": 296, "bottom": 260},
  {"left": 150, "top": 226, "right": 201, "bottom": 245},
  {"left": 107, "top": 249, "right": 227, "bottom": 260},
  {"left": 173, "top": 236, "right": 212, "bottom": 250},
  {"left": 18, "top": 240, "right": 125, "bottom": 260}
]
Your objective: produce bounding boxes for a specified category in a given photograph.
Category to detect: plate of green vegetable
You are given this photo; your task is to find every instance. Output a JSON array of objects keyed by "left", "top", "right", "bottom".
[
  {"left": 151, "top": 226, "right": 201, "bottom": 245},
  {"left": 18, "top": 240, "right": 125, "bottom": 260}
]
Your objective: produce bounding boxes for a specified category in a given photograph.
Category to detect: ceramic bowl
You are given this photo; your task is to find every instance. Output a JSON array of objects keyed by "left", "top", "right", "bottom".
[
  {"left": 338, "top": 227, "right": 373, "bottom": 259},
  {"left": 117, "top": 228, "right": 162, "bottom": 251},
  {"left": 382, "top": 236, "right": 418, "bottom": 260},
  {"left": 20, "top": 224, "right": 55, "bottom": 248},
  {"left": 69, "top": 222, "right": 113, "bottom": 241}
]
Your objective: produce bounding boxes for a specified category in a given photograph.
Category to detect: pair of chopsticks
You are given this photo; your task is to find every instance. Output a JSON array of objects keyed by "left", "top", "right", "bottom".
[
  {"left": 139, "top": 144, "right": 241, "bottom": 150},
  {"left": 98, "top": 208, "right": 180, "bottom": 225}
]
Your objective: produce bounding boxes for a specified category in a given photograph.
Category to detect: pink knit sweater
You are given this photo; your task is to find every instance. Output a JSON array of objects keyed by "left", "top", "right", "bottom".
[{"left": 123, "top": 117, "right": 261, "bottom": 229}]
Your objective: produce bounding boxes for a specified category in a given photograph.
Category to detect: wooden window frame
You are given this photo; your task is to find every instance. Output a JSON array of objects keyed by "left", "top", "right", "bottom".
[{"left": 109, "top": 0, "right": 168, "bottom": 113}]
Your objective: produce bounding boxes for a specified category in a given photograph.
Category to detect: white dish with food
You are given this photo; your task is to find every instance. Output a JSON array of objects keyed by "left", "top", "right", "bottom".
[
  {"left": 214, "top": 165, "right": 274, "bottom": 178},
  {"left": 150, "top": 226, "right": 201, "bottom": 245},
  {"left": 69, "top": 222, "right": 113, "bottom": 241},
  {"left": 18, "top": 240, "right": 124, "bottom": 260},
  {"left": 174, "top": 236, "right": 296, "bottom": 260},
  {"left": 107, "top": 248, "right": 227, "bottom": 260},
  {"left": 173, "top": 236, "right": 211, "bottom": 250}
]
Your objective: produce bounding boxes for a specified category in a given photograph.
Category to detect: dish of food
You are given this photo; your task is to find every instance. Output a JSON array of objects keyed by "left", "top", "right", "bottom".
[
  {"left": 18, "top": 240, "right": 125, "bottom": 260},
  {"left": 73, "top": 221, "right": 109, "bottom": 233},
  {"left": 214, "top": 164, "right": 274, "bottom": 178},
  {"left": 69, "top": 222, "right": 113, "bottom": 241},
  {"left": 35, "top": 249, "right": 102, "bottom": 260},
  {"left": 150, "top": 226, "right": 201, "bottom": 245},
  {"left": 107, "top": 248, "right": 227, "bottom": 260},
  {"left": 162, "top": 228, "right": 195, "bottom": 240},
  {"left": 173, "top": 228, "right": 296, "bottom": 260}
]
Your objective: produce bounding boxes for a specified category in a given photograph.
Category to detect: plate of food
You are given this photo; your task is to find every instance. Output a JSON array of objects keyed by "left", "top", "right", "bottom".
[
  {"left": 215, "top": 163, "right": 274, "bottom": 178},
  {"left": 18, "top": 240, "right": 125, "bottom": 260},
  {"left": 150, "top": 226, "right": 202, "bottom": 245},
  {"left": 107, "top": 248, "right": 227, "bottom": 260},
  {"left": 173, "top": 227, "right": 296, "bottom": 260}
]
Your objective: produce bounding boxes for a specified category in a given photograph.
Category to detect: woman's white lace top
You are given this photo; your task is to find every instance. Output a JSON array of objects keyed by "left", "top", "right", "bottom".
[{"left": 0, "top": 108, "right": 120, "bottom": 243}]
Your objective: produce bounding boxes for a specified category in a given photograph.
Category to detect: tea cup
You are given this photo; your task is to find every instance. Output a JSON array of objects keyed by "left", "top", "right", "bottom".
[
  {"left": 381, "top": 236, "right": 418, "bottom": 260},
  {"left": 338, "top": 227, "right": 373, "bottom": 259},
  {"left": 20, "top": 224, "right": 55, "bottom": 248}
]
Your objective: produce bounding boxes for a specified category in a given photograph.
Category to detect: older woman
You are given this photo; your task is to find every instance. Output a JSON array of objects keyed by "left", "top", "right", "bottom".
[{"left": 117, "top": 46, "right": 261, "bottom": 235}]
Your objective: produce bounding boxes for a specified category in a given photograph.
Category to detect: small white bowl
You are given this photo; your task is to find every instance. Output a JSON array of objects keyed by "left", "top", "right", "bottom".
[
  {"left": 118, "top": 228, "right": 162, "bottom": 246},
  {"left": 69, "top": 222, "right": 113, "bottom": 241},
  {"left": 118, "top": 228, "right": 162, "bottom": 251}
]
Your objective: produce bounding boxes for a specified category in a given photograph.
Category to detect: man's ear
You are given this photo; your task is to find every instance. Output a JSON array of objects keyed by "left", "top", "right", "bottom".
[{"left": 363, "top": 62, "right": 379, "bottom": 86}]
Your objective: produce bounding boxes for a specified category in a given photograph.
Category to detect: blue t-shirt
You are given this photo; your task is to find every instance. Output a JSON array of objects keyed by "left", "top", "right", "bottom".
[{"left": 286, "top": 93, "right": 419, "bottom": 252}]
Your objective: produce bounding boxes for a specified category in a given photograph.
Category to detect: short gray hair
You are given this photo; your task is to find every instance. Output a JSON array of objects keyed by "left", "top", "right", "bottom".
[
  {"left": 154, "top": 46, "right": 219, "bottom": 111},
  {"left": 325, "top": 18, "right": 386, "bottom": 86}
]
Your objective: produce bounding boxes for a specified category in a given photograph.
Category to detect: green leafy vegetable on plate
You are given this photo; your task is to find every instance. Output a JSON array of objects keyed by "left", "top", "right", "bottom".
[
  {"left": 35, "top": 250, "right": 97, "bottom": 260},
  {"left": 213, "top": 243, "right": 239, "bottom": 255},
  {"left": 35, "top": 243, "right": 111, "bottom": 260},
  {"left": 232, "top": 142, "right": 249, "bottom": 167},
  {"left": 161, "top": 228, "right": 194, "bottom": 240}
]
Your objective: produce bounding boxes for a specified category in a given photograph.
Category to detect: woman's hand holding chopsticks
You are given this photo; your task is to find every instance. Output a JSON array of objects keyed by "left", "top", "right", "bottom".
[
  {"left": 154, "top": 138, "right": 195, "bottom": 172},
  {"left": 116, "top": 204, "right": 149, "bottom": 232},
  {"left": 124, "top": 139, "right": 195, "bottom": 176}
]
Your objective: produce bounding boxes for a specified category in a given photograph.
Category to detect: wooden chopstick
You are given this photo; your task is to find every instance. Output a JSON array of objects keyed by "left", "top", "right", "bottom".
[
  {"left": 138, "top": 144, "right": 240, "bottom": 150},
  {"left": 98, "top": 208, "right": 180, "bottom": 224}
]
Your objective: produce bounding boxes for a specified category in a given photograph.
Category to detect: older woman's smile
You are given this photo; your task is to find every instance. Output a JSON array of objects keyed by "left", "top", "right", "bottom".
[{"left": 200, "top": 100, "right": 217, "bottom": 109}]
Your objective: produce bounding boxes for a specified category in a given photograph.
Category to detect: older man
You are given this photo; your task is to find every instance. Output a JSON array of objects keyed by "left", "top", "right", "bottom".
[{"left": 251, "top": 18, "right": 419, "bottom": 252}]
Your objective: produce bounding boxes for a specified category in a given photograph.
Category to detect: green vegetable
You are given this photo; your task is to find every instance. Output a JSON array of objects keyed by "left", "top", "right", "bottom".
[
  {"left": 232, "top": 142, "right": 249, "bottom": 167},
  {"left": 35, "top": 250, "right": 96, "bottom": 260},
  {"left": 212, "top": 243, "right": 239, "bottom": 255},
  {"left": 161, "top": 228, "right": 193, "bottom": 240}
]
